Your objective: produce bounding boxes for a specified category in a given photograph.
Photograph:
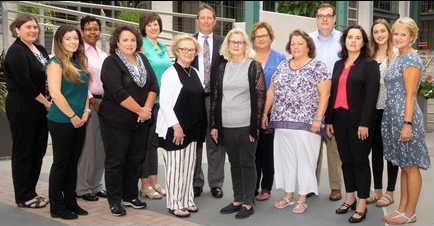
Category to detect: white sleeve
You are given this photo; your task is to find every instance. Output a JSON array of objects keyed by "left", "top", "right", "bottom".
[{"left": 159, "top": 68, "right": 179, "bottom": 127}]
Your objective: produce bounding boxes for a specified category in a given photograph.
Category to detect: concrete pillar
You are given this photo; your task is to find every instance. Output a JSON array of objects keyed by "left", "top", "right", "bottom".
[{"left": 357, "top": 1, "right": 373, "bottom": 33}]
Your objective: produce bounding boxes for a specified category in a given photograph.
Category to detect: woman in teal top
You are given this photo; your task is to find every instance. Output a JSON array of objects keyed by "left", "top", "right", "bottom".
[
  {"left": 138, "top": 12, "right": 172, "bottom": 199},
  {"left": 45, "top": 25, "right": 90, "bottom": 220}
]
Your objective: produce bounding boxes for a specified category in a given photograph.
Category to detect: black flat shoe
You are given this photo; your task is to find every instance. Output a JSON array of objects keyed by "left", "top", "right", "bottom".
[
  {"left": 349, "top": 208, "right": 368, "bottom": 223},
  {"left": 336, "top": 199, "right": 357, "bottom": 214},
  {"left": 194, "top": 187, "right": 203, "bottom": 198},
  {"left": 235, "top": 206, "right": 254, "bottom": 219},
  {"left": 79, "top": 193, "right": 99, "bottom": 201},
  {"left": 95, "top": 190, "right": 107, "bottom": 198},
  {"left": 211, "top": 187, "right": 224, "bottom": 198},
  {"left": 220, "top": 203, "right": 242, "bottom": 214},
  {"left": 67, "top": 204, "right": 88, "bottom": 215},
  {"left": 51, "top": 210, "right": 78, "bottom": 220}
]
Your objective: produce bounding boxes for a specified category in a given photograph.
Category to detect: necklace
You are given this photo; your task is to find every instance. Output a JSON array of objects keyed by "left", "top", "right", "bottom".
[
  {"left": 225, "top": 58, "right": 246, "bottom": 85},
  {"left": 181, "top": 66, "right": 192, "bottom": 77}
]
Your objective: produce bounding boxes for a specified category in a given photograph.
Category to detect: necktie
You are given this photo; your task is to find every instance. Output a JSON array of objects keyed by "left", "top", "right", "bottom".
[{"left": 203, "top": 36, "right": 211, "bottom": 93}]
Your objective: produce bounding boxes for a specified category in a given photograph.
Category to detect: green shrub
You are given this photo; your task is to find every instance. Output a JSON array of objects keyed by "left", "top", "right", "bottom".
[{"left": 115, "top": 11, "right": 140, "bottom": 23}]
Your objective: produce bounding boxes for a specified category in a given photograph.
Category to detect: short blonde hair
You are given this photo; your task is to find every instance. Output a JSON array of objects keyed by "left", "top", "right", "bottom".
[
  {"left": 171, "top": 35, "right": 201, "bottom": 58},
  {"left": 220, "top": 28, "right": 255, "bottom": 61},
  {"left": 392, "top": 17, "right": 419, "bottom": 44}
]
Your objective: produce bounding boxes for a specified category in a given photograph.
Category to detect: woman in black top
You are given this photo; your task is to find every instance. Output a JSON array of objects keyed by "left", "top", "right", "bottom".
[
  {"left": 5, "top": 14, "right": 50, "bottom": 208},
  {"left": 325, "top": 25, "right": 380, "bottom": 223},
  {"left": 156, "top": 35, "right": 206, "bottom": 218},
  {"left": 99, "top": 25, "right": 158, "bottom": 217}
]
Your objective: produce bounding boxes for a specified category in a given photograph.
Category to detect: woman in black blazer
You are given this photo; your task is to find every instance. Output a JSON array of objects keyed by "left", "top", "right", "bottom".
[
  {"left": 99, "top": 25, "right": 158, "bottom": 217},
  {"left": 5, "top": 14, "right": 51, "bottom": 208},
  {"left": 325, "top": 25, "right": 380, "bottom": 223}
]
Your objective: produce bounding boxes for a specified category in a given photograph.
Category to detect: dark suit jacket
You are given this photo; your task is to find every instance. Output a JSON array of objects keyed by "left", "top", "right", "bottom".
[
  {"left": 325, "top": 55, "right": 380, "bottom": 128},
  {"left": 191, "top": 33, "right": 226, "bottom": 94},
  {"left": 5, "top": 39, "right": 49, "bottom": 118}
]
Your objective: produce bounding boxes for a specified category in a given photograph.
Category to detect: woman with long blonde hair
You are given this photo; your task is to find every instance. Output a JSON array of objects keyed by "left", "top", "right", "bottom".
[
  {"left": 366, "top": 19, "right": 399, "bottom": 208},
  {"left": 45, "top": 24, "right": 90, "bottom": 220}
]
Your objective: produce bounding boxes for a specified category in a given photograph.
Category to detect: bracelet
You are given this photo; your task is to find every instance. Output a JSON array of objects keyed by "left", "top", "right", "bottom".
[
  {"left": 84, "top": 108, "right": 91, "bottom": 113},
  {"left": 403, "top": 121, "right": 412, "bottom": 125},
  {"left": 313, "top": 117, "right": 323, "bottom": 122},
  {"left": 69, "top": 113, "right": 76, "bottom": 119}
]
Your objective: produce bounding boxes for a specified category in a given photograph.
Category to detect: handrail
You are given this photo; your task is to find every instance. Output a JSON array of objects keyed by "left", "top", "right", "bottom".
[
  {"left": 40, "top": 1, "right": 237, "bottom": 23},
  {"left": 13, "top": 1, "right": 189, "bottom": 36}
]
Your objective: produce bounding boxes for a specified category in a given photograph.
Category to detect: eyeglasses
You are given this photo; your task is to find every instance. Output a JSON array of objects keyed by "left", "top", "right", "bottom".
[
  {"left": 254, "top": 34, "right": 269, "bottom": 40},
  {"left": 316, "top": 14, "right": 335, "bottom": 20},
  {"left": 178, "top": 47, "right": 196, "bottom": 54},
  {"left": 229, "top": 40, "right": 246, "bottom": 46},
  {"left": 83, "top": 28, "right": 100, "bottom": 32}
]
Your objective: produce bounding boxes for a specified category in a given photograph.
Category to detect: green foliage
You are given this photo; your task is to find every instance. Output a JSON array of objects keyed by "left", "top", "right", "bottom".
[
  {"left": 277, "top": 1, "right": 336, "bottom": 18},
  {"left": 418, "top": 74, "right": 434, "bottom": 99},
  {"left": 18, "top": 5, "right": 52, "bottom": 17},
  {"left": 115, "top": 11, "right": 140, "bottom": 23}
]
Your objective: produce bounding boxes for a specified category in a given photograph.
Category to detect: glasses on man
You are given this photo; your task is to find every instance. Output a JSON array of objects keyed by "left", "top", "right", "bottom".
[
  {"left": 84, "top": 28, "right": 100, "bottom": 32},
  {"left": 229, "top": 40, "right": 246, "bottom": 46},
  {"left": 178, "top": 47, "right": 196, "bottom": 54},
  {"left": 316, "top": 14, "right": 334, "bottom": 20},
  {"left": 254, "top": 34, "right": 269, "bottom": 40}
]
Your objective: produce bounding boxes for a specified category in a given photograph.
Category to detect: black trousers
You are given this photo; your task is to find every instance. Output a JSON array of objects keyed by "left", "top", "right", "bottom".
[
  {"left": 140, "top": 104, "right": 159, "bottom": 178},
  {"left": 332, "top": 109, "right": 372, "bottom": 199},
  {"left": 371, "top": 109, "right": 399, "bottom": 191},
  {"left": 9, "top": 114, "right": 48, "bottom": 204},
  {"left": 48, "top": 120, "right": 86, "bottom": 212},
  {"left": 100, "top": 120, "right": 148, "bottom": 206},
  {"left": 255, "top": 132, "right": 274, "bottom": 193},
  {"left": 221, "top": 127, "right": 257, "bottom": 205}
]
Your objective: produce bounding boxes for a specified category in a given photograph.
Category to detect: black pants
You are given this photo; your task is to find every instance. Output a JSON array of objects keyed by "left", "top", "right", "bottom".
[
  {"left": 255, "top": 132, "right": 274, "bottom": 193},
  {"left": 371, "top": 109, "right": 399, "bottom": 191},
  {"left": 9, "top": 114, "right": 48, "bottom": 204},
  {"left": 140, "top": 104, "right": 159, "bottom": 178},
  {"left": 221, "top": 127, "right": 257, "bottom": 205},
  {"left": 48, "top": 120, "right": 86, "bottom": 212},
  {"left": 100, "top": 120, "right": 148, "bottom": 206},
  {"left": 332, "top": 109, "right": 372, "bottom": 199}
]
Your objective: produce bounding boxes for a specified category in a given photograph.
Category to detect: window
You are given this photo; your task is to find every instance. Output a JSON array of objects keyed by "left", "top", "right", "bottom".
[
  {"left": 347, "top": 1, "right": 358, "bottom": 26},
  {"left": 373, "top": 1, "right": 399, "bottom": 24},
  {"left": 262, "top": 1, "right": 276, "bottom": 12}
]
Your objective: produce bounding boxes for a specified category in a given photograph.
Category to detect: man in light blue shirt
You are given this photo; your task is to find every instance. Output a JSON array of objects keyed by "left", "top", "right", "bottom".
[{"left": 308, "top": 3, "right": 343, "bottom": 202}]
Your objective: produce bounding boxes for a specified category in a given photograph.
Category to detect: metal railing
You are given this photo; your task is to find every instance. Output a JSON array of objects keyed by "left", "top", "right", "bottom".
[{"left": 2, "top": 1, "right": 236, "bottom": 54}]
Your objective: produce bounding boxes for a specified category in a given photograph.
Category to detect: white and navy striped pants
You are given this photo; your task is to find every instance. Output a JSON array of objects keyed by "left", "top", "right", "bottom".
[{"left": 163, "top": 142, "right": 197, "bottom": 210}]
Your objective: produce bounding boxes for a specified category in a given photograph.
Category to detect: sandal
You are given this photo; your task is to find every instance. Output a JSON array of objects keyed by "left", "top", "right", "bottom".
[
  {"left": 383, "top": 211, "right": 403, "bottom": 222},
  {"left": 366, "top": 193, "right": 380, "bottom": 204},
  {"left": 376, "top": 194, "right": 394, "bottom": 207},
  {"left": 274, "top": 197, "right": 295, "bottom": 209},
  {"left": 186, "top": 205, "right": 198, "bottom": 213},
  {"left": 256, "top": 190, "right": 270, "bottom": 201},
  {"left": 153, "top": 184, "right": 166, "bottom": 196},
  {"left": 292, "top": 201, "right": 308, "bottom": 214},
  {"left": 17, "top": 196, "right": 48, "bottom": 208},
  {"left": 168, "top": 208, "right": 191, "bottom": 218},
  {"left": 140, "top": 186, "right": 162, "bottom": 199},
  {"left": 387, "top": 213, "right": 417, "bottom": 225}
]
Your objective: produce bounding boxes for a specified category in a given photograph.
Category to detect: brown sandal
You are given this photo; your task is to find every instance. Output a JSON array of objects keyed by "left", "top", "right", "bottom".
[{"left": 376, "top": 194, "right": 394, "bottom": 207}]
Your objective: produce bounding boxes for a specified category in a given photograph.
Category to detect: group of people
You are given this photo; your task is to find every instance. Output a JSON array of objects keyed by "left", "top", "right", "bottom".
[{"left": 4, "top": 2, "right": 431, "bottom": 225}]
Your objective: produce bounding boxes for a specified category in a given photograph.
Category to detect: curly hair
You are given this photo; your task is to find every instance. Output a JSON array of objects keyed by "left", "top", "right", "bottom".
[
  {"left": 220, "top": 28, "right": 255, "bottom": 61},
  {"left": 109, "top": 25, "right": 143, "bottom": 55},
  {"left": 286, "top": 29, "right": 316, "bottom": 59},
  {"left": 250, "top": 21, "right": 275, "bottom": 43}
]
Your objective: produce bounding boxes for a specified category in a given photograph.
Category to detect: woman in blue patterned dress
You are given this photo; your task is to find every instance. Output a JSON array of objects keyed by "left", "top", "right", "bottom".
[
  {"left": 262, "top": 29, "right": 331, "bottom": 214},
  {"left": 381, "top": 17, "right": 431, "bottom": 225}
]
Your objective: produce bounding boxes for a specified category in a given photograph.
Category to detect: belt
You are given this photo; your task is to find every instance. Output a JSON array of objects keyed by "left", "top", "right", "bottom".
[{"left": 92, "top": 94, "right": 103, "bottom": 99}]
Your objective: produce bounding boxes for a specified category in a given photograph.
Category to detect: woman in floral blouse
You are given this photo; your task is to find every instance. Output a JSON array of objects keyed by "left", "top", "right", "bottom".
[{"left": 262, "top": 29, "right": 331, "bottom": 214}]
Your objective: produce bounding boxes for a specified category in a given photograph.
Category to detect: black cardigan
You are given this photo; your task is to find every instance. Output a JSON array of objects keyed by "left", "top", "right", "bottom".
[
  {"left": 99, "top": 53, "right": 159, "bottom": 131},
  {"left": 325, "top": 55, "right": 380, "bottom": 128},
  {"left": 210, "top": 60, "right": 266, "bottom": 140},
  {"left": 5, "top": 39, "right": 49, "bottom": 118}
]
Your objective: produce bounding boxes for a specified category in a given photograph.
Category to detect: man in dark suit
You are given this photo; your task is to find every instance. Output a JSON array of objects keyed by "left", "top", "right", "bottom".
[{"left": 191, "top": 3, "right": 226, "bottom": 198}]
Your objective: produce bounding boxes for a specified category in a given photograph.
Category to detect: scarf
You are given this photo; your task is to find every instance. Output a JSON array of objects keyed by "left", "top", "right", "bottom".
[{"left": 115, "top": 48, "right": 147, "bottom": 87}]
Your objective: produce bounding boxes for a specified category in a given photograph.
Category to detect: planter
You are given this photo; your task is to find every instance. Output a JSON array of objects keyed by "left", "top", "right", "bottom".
[
  {"left": 417, "top": 95, "right": 428, "bottom": 130},
  {"left": 0, "top": 113, "right": 12, "bottom": 158}
]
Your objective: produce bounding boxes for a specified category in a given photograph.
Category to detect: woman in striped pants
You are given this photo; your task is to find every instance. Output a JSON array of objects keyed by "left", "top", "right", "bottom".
[{"left": 156, "top": 35, "right": 207, "bottom": 218}]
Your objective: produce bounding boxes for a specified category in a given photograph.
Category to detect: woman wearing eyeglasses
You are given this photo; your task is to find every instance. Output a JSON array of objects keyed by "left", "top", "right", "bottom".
[
  {"left": 210, "top": 28, "right": 265, "bottom": 219},
  {"left": 250, "top": 22, "right": 286, "bottom": 202},
  {"left": 156, "top": 35, "right": 207, "bottom": 218}
]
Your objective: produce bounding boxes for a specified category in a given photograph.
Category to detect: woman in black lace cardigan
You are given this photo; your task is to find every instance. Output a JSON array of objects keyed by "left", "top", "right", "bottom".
[{"left": 210, "top": 28, "right": 265, "bottom": 219}]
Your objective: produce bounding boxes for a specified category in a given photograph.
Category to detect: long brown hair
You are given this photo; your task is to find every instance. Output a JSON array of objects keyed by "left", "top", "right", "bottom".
[
  {"left": 53, "top": 24, "right": 89, "bottom": 83},
  {"left": 370, "top": 19, "right": 394, "bottom": 66}
]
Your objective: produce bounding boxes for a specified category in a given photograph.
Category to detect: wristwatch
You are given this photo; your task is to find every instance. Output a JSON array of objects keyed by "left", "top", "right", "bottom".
[{"left": 403, "top": 121, "right": 412, "bottom": 125}]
